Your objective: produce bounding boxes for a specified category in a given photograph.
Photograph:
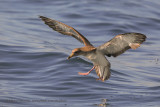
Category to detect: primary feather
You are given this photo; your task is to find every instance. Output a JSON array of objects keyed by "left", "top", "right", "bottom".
[
  {"left": 39, "top": 16, "right": 92, "bottom": 46},
  {"left": 97, "top": 33, "right": 146, "bottom": 57}
]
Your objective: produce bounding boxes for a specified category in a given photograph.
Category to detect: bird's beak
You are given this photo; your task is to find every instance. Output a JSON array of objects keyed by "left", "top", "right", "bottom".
[{"left": 67, "top": 53, "right": 75, "bottom": 60}]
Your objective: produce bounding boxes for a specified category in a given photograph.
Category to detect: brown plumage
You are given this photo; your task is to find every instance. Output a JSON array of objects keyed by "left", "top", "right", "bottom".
[
  {"left": 39, "top": 16, "right": 146, "bottom": 82},
  {"left": 39, "top": 16, "right": 92, "bottom": 46}
]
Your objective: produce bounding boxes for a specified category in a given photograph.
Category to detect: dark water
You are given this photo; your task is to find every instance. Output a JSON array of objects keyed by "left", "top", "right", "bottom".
[{"left": 0, "top": 0, "right": 160, "bottom": 107}]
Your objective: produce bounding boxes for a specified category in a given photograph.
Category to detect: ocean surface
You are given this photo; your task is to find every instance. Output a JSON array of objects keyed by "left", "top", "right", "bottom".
[{"left": 0, "top": 0, "right": 160, "bottom": 107}]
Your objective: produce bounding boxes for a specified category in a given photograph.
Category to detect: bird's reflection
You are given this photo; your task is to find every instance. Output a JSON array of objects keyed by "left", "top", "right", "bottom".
[{"left": 95, "top": 99, "right": 108, "bottom": 107}]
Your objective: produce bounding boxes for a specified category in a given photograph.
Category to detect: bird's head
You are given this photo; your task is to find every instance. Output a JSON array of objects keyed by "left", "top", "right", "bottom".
[
  {"left": 67, "top": 48, "right": 82, "bottom": 59},
  {"left": 67, "top": 46, "right": 96, "bottom": 59}
]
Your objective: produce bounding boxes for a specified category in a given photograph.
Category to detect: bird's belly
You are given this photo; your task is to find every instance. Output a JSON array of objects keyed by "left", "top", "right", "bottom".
[{"left": 84, "top": 52, "right": 110, "bottom": 66}]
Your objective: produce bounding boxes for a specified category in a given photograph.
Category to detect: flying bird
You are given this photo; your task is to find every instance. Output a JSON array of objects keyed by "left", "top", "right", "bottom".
[{"left": 39, "top": 16, "right": 146, "bottom": 82}]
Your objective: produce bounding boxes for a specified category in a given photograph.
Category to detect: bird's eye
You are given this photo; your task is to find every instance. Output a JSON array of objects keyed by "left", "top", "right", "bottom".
[
  {"left": 74, "top": 51, "right": 80, "bottom": 54},
  {"left": 74, "top": 51, "right": 79, "bottom": 54}
]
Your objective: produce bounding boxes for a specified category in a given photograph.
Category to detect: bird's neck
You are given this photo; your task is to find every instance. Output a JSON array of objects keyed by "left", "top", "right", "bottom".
[{"left": 79, "top": 46, "right": 96, "bottom": 52}]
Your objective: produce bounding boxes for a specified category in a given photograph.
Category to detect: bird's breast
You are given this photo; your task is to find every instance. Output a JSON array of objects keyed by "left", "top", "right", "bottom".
[{"left": 84, "top": 52, "right": 97, "bottom": 62}]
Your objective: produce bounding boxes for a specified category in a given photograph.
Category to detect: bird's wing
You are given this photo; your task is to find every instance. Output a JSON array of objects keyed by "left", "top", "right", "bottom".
[
  {"left": 39, "top": 16, "right": 93, "bottom": 46},
  {"left": 97, "top": 33, "right": 146, "bottom": 57}
]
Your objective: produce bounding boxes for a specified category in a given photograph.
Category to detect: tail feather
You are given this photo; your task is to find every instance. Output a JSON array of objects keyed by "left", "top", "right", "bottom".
[{"left": 95, "top": 65, "right": 110, "bottom": 81}]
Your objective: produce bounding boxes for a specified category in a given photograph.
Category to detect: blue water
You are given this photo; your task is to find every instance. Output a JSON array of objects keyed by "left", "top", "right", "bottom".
[{"left": 0, "top": 0, "right": 160, "bottom": 107}]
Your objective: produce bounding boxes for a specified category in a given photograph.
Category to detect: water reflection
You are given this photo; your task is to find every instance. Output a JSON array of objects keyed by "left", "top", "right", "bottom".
[{"left": 95, "top": 99, "right": 108, "bottom": 107}]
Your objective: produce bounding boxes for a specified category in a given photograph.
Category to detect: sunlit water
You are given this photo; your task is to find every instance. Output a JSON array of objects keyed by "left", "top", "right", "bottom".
[{"left": 0, "top": 0, "right": 160, "bottom": 107}]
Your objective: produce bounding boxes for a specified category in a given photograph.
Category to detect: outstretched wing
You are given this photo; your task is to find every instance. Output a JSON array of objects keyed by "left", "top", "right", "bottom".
[
  {"left": 97, "top": 33, "right": 146, "bottom": 57},
  {"left": 39, "top": 16, "right": 92, "bottom": 46}
]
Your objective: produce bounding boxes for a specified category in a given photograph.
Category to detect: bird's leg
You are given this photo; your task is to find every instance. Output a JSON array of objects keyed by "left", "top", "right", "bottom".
[{"left": 78, "top": 66, "right": 95, "bottom": 75}]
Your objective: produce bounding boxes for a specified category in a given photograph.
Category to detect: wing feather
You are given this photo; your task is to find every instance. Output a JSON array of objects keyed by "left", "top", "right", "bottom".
[
  {"left": 97, "top": 33, "right": 146, "bottom": 57},
  {"left": 39, "top": 16, "right": 92, "bottom": 46}
]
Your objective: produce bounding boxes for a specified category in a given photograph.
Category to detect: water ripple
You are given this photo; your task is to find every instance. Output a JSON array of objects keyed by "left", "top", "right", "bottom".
[{"left": 0, "top": 0, "right": 160, "bottom": 107}]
